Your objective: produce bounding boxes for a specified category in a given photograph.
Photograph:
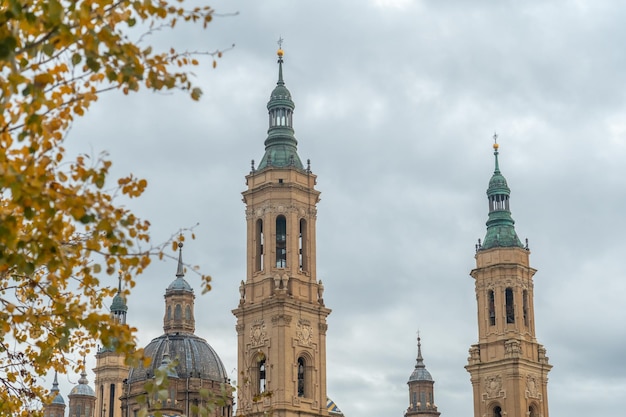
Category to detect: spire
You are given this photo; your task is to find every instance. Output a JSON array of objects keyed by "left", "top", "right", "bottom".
[
  {"left": 480, "top": 136, "right": 523, "bottom": 250},
  {"left": 415, "top": 334, "right": 425, "bottom": 368},
  {"left": 409, "top": 334, "right": 433, "bottom": 382},
  {"left": 69, "top": 357, "right": 96, "bottom": 397},
  {"left": 52, "top": 371, "right": 60, "bottom": 392},
  {"left": 257, "top": 41, "right": 304, "bottom": 170},
  {"left": 110, "top": 270, "right": 128, "bottom": 317},
  {"left": 104, "top": 270, "right": 128, "bottom": 332},
  {"left": 277, "top": 36, "right": 285, "bottom": 86},
  {"left": 176, "top": 241, "right": 184, "bottom": 278},
  {"left": 50, "top": 371, "right": 65, "bottom": 405},
  {"left": 167, "top": 242, "right": 192, "bottom": 293},
  {"left": 164, "top": 241, "right": 195, "bottom": 334}
]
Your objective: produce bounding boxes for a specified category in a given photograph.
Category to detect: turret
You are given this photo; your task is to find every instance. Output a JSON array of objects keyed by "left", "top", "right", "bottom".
[
  {"left": 479, "top": 135, "right": 524, "bottom": 250},
  {"left": 405, "top": 335, "right": 440, "bottom": 417}
]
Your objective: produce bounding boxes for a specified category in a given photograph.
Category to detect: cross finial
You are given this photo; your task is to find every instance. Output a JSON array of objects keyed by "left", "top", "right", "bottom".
[{"left": 277, "top": 36, "right": 284, "bottom": 49}]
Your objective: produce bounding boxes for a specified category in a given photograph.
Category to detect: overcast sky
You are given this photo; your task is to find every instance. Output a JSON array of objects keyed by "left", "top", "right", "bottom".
[{"left": 51, "top": 1, "right": 626, "bottom": 416}]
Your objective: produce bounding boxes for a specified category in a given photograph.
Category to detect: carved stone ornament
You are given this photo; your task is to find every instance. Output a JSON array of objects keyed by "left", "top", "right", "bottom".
[
  {"left": 250, "top": 321, "right": 266, "bottom": 347},
  {"left": 484, "top": 375, "right": 502, "bottom": 398},
  {"left": 271, "top": 314, "right": 292, "bottom": 325},
  {"left": 505, "top": 339, "right": 522, "bottom": 358},
  {"left": 526, "top": 374, "right": 539, "bottom": 398},
  {"left": 296, "top": 320, "right": 313, "bottom": 346},
  {"left": 468, "top": 345, "right": 481, "bottom": 364}
]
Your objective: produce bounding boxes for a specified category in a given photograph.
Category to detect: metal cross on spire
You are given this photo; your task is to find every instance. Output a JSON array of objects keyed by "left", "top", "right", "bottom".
[
  {"left": 277, "top": 36, "right": 284, "bottom": 49},
  {"left": 493, "top": 132, "right": 498, "bottom": 144}
]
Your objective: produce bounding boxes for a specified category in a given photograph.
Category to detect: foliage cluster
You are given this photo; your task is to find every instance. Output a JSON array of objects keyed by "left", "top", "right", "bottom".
[{"left": 0, "top": 0, "right": 217, "bottom": 414}]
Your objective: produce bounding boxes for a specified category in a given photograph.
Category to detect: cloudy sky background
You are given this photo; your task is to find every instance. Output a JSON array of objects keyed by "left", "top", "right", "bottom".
[{"left": 51, "top": 1, "right": 626, "bottom": 416}]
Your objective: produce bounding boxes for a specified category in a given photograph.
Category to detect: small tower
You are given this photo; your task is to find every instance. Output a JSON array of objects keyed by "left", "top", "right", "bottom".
[
  {"left": 43, "top": 372, "right": 66, "bottom": 417},
  {"left": 68, "top": 362, "right": 97, "bottom": 417},
  {"left": 405, "top": 336, "right": 440, "bottom": 417},
  {"left": 94, "top": 273, "right": 130, "bottom": 417},
  {"left": 163, "top": 242, "right": 196, "bottom": 334},
  {"left": 233, "top": 45, "right": 331, "bottom": 417},
  {"left": 466, "top": 140, "right": 551, "bottom": 417}
]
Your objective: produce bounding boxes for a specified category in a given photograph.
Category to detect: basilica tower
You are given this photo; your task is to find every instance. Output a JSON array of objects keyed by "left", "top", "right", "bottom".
[
  {"left": 466, "top": 141, "right": 551, "bottom": 417},
  {"left": 232, "top": 47, "right": 331, "bottom": 417}
]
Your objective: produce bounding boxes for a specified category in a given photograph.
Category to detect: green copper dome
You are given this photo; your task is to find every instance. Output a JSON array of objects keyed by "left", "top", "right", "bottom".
[
  {"left": 257, "top": 50, "right": 304, "bottom": 170},
  {"left": 110, "top": 292, "right": 128, "bottom": 313},
  {"left": 481, "top": 143, "right": 523, "bottom": 250},
  {"left": 99, "top": 274, "right": 128, "bottom": 353}
]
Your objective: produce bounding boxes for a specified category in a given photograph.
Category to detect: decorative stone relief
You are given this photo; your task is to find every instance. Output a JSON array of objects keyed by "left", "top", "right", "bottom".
[
  {"left": 504, "top": 339, "right": 522, "bottom": 358},
  {"left": 526, "top": 374, "right": 539, "bottom": 398},
  {"left": 246, "top": 203, "right": 307, "bottom": 219},
  {"left": 468, "top": 345, "right": 481, "bottom": 364},
  {"left": 296, "top": 320, "right": 313, "bottom": 346},
  {"left": 271, "top": 314, "right": 292, "bottom": 325},
  {"left": 235, "top": 324, "right": 245, "bottom": 334},
  {"left": 538, "top": 345, "right": 549, "bottom": 364},
  {"left": 273, "top": 273, "right": 288, "bottom": 290},
  {"left": 484, "top": 375, "right": 502, "bottom": 398},
  {"left": 250, "top": 320, "right": 266, "bottom": 347},
  {"left": 318, "top": 323, "right": 328, "bottom": 334}
]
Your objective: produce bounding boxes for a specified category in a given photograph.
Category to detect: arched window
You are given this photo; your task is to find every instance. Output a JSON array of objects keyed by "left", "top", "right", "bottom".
[
  {"left": 412, "top": 392, "right": 417, "bottom": 409},
  {"left": 259, "top": 359, "right": 266, "bottom": 394},
  {"left": 276, "top": 216, "right": 287, "bottom": 268},
  {"left": 488, "top": 290, "right": 496, "bottom": 326},
  {"left": 523, "top": 290, "right": 529, "bottom": 326},
  {"left": 109, "top": 384, "right": 115, "bottom": 417},
  {"left": 256, "top": 219, "right": 264, "bottom": 272},
  {"left": 167, "top": 306, "right": 171, "bottom": 320},
  {"left": 493, "top": 406, "right": 503, "bottom": 417},
  {"left": 299, "top": 219, "right": 307, "bottom": 272},
  {"left": 175, "top": 304, "right": 182, "bottom": 320},
  {"left": 529, "top": 405, "right": 537, "bottom": 417},
  {"left": 505, "top": 288, "right": 515, "bottom": 324},
  {"left": 297, "top": 357, "right": 305, "bottom": 397}
]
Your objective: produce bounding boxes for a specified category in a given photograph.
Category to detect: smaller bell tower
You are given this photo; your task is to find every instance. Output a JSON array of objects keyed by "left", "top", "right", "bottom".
[
  {"left": 466, "top": 138, "right": 551, "bottom": 417},
  {"left": 94, "top": 273, "right": 130, "bottom": 417},
  {"left": 405, "top": 335, "right": 441, "bottom": 417}
]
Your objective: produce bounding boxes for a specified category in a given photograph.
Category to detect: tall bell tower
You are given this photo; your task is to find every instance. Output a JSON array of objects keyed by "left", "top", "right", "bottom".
[
  {"left": 466, "top": 139, "right": 551, "bottom": 417},
  {"left": 232, "top": 46, "right": 330, "bottom": 417}
]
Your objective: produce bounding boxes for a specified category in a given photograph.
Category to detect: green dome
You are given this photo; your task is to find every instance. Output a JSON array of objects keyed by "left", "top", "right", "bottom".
[
  {"left": 257, "top": 51, "right": 304, "bottom": 171},
  {"left": 481, "top": 144, "right": 523, "bottom": 250},
  {"left": 110, "top": 292, "right": 127, "bottom": 313},
  {"left": 268, "top": 84, "right": 294, "bottom": 108},
  {"left": 487, "top": 172, "right": 510, "bottom": 197}
]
